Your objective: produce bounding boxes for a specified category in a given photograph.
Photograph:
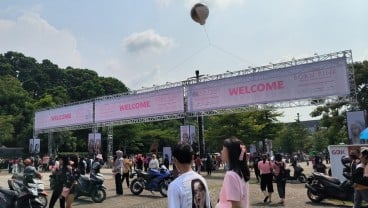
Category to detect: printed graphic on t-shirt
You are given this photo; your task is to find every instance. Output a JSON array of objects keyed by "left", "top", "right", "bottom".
[{"left": 191, "top": 179, "right": 208, "bottom": 208}]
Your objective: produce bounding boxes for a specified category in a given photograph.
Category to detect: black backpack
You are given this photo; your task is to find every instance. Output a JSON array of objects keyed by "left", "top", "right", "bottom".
[{"left": 276, "top": 162, "right": 287, "bottom": 181}]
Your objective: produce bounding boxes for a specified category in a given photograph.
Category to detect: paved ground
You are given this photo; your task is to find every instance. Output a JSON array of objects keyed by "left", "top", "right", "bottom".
[{"left": 0, "top": 162, "right": 354, "bottom": 208}]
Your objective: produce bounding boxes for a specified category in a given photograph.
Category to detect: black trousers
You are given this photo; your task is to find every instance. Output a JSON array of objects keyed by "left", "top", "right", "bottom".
[
  {"left": 49, "top": 185, "right": 65, "bottom": 208},
  {"left": 254, "top": 168, "right": 260, "bottom": 181},
  {"left": 276, "top": 179, "right": 286, "bottom": 198},
  {"left": 260, "top": 173, "right": 274, "bottom": 193},
  {"left": 122, "top": 172, "right": 130, "bottom": 187},
  {"left": 115, "top": 173, "right": 123, "bottom": 195}
]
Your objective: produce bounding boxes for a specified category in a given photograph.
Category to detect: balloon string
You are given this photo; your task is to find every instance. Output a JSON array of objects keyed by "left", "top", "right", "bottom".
[
  {"left": 203, "top": 25, "right": 252, "bottom": 65},
  {"left": 210, "top": 44, "right": 253, "bottom": 66},
  {"left": 203, "top": 26, "right": 211, "bottom": 45},
  {"left": 164, "top": 45, "right": 210, "bottom": 73}
]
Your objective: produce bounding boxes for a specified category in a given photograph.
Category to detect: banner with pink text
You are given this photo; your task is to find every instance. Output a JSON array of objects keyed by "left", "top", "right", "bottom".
[
  {"left": 94, "top": 87, "right": 184, "bottom": 123},
  {"left": 35, "top": 103, "right": 94, "bottom": 130},
  {"left": 188, "top": 58, "right": 349, "bottom": 112}
]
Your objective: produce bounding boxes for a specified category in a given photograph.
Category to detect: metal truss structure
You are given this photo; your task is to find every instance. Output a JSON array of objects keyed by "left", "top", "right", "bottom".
[
  {"left": 185, "top": 50, "right": 357, "bottom": 117},
  {"left": 35, "top": 50, "right": 357, "bottom": 135}
]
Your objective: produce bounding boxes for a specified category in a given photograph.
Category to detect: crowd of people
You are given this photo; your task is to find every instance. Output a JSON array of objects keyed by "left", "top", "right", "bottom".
[{"left": 2, "top": 137, "right": 351, "bottom": 208}]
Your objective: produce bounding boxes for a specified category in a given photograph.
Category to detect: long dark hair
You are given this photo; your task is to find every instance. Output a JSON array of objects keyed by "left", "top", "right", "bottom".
[{"left": 223, "top": 137, "right": 250, "bottom": 182}]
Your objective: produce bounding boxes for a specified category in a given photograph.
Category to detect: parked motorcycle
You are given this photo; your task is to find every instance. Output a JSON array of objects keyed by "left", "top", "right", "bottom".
[
  {"left": 130, "top": 166, "right": 172, "bottom": 197},
  {"left": 74, "top": 173, "right": 106, "bottom": 203},
  {"left": 305, "top": 156, "right": 354, "bottom": 203},
  {"left": 284, "top": 164, "right": 307, "bottom": 183},
  {"left": 8, "top": 174, "right": 48, "bottom": 208},
  {"left": 0, "top": 182, "right": 44, "bottom": 208}
]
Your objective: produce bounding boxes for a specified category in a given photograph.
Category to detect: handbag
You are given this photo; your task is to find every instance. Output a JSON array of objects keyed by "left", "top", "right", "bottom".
[{"left": 61, "top": 187, "right": 70, "bottom": 198}]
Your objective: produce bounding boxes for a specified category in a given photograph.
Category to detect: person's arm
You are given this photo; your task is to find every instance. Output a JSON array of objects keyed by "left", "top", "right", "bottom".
[{"left": 35, "top": 171, "right": 42, "bottom": 179}]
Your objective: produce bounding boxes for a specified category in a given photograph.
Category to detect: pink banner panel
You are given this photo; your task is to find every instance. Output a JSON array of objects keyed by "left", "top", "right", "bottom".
[
  {"left": 188, "top": 58, "right": 350, "bottom": 112},
  {"left": 35, "top": 103, "right": 94, "bottom": 130},
  {"left": 95, "top": 87, "right": 184, "bottom": 122}
]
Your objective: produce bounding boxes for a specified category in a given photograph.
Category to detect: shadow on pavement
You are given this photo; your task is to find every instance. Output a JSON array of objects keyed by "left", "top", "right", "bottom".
[{"left": 304, "top": 201, "right": 351, "bottom": 207}]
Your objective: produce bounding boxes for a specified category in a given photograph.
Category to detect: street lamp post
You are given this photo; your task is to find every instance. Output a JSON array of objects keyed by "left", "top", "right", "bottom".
[{"left": 196, "top": 70, "right": 205, "bottom": 158}]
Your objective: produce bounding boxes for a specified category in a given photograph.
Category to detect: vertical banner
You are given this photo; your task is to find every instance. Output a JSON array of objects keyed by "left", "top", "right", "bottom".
[
  {"left": 88, "top": 133, "right": 102, "bottom": 155},
  {"left": 163, "top": 147, "right": 172, "bottom": 165},
  {"left": 347, "top": 111, "right": 367, "bottom": 144},
  {"left": 180, "top": 125, "right": 196, "bottom": 144},
  {"left": 34, "top": 139, "right": 40, "bottom": 154},
  {"left": 29, "top": 138, "right": 40, "bottom": 154},
  {"left": 88, "top": 133, "right": 95, "bottom": 155},
  {"left": 95, "top": 133, "right": 101, "bottom": 155},
  {"left": 249, "top": 144, "right": 257, "bottom": 154},
  {"left": 29, "top": 139, "right": 34, "bottom": 154},
  {"left": 189, "top": 125, "right": 196, "bottom": 144}
]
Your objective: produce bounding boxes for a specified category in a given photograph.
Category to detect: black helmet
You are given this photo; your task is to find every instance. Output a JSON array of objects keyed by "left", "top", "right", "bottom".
[{"left": 341, "top": 155, "right": 352, "bottom": 165}]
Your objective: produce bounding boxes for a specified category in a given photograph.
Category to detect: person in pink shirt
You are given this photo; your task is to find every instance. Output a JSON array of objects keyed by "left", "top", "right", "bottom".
[
  {"left": 258, "top": 154, "right": 274, "bottom": 203},
  {"left": 216, "top": 137, "right": 250, "bottom": 208}
]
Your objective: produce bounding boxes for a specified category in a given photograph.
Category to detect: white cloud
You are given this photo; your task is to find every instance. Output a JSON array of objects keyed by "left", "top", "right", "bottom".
[
  {"left": 0, "top": 12, "right": 82, "bottom": 68},
  {"left": 184, "top": 0, "right": 245, "bottom": 9},
  {"left": 156, "top": 0, "right": 170, "bottom": 8},
  {"left": 123, "top": 29, "right": 174, "bottom": 54}
]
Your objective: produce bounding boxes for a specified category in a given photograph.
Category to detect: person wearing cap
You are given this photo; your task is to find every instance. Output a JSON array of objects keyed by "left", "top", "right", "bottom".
[
  {"left": 23, "top": 158, "right": 42, "bottom": 183},
  {"left": 113, "top": 150, "right": 123, "bottom": 195},
  {"left": 91, "top": 154, "right": 103, "bottom": 176},
  {"left": 149, "top": 154, "right": 159, "bottom": 170}
]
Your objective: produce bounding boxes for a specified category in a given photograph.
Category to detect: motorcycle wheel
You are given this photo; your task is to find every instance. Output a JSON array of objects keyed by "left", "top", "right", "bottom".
[
  {"left": 159, "top": 179, "right": 170, "bottom": 197},
  {"left": 38, "top": 194, "right": 48, "bottom": 208},
  {"left": 91, "top": 187, "right": 106, "bottom": 203},
  {"left": 307, "top": 189, "right": 324, "bottom": 203},
  {"left": 130, "top": 179, "right": 144, "bottom": 195},
  {"left": 298, "top": 174, "right": 307, "bottom": 183}
]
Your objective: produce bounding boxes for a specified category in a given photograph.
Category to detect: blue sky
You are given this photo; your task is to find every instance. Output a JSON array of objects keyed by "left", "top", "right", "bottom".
[{"left": 1, "top": 0, "right": 367, "bottom": 122}]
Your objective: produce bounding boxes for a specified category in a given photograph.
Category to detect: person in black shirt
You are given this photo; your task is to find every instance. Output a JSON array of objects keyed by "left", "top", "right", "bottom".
[
  {"left": 352, "top": 148, "right": 368, "bottom": 208},
  {"left": 313, "top": 156, "right": 326, "bottom": 174},
  {"left": 49, "top": 156, "right": 67, "bottom": 208}
]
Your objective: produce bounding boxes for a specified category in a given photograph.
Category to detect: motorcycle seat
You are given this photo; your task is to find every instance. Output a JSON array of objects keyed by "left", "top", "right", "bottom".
[
  {"left": 325, "top": 177, "right": 340, "bottom": 185},
  {"left": 0, "top": 188, "right": 17, "bottom": 197},
  {"left": 80, "top": 175, "right": 90, "bottom": 182},
  {"left": 315, "top": 173, "right": 341, "bottom": 185},
  {"left": 141, "top": 172, "right": 152, "bottom": 179}
]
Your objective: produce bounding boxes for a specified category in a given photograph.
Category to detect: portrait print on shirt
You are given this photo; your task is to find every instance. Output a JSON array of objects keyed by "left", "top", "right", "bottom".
[{"left": 191, "top": 179, "right": 208, "bottom": 208}]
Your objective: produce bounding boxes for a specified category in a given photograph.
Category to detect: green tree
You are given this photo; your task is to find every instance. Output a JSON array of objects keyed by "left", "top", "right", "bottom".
[
  {"left": 273, "top": 122, "right": 310, "bottom": 154},
  {"left": 205, "top": 110, "right": 282, "bottom": 152},
  {"left": 0, "top": 75, "right": 33, "bottom": 147}
]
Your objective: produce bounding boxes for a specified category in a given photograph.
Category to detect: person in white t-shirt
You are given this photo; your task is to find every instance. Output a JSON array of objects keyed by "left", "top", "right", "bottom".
[
  {"left": 149, "top": 154, "right": 160, "bottom": 170},
  {"left": 167, "top": 143, "right": 211, "bottom": 208},
  {"left": 216, "top": 137, "right": 250, "bottom": 208}
]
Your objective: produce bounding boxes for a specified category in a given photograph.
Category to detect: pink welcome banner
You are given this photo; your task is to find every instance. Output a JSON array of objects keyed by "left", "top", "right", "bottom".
[
  {"left": 188, "top": 58, "right": 350, "bottom": 112},
  {"left": 35, "top": 103, "right": 94, "bottom": 130},
  {"left": 94, "top": 87, "right": 184, "bottom": 122}
]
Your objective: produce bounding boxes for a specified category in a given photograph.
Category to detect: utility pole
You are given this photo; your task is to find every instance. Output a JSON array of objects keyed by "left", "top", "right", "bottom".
[{"left": 196, "top": 70, "right": 205, "bottom": 158}]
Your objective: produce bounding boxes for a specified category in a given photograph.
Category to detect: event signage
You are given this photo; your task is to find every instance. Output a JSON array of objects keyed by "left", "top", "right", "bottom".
[
  {"left": 180, "top": 125, "right": 196, "bottom": 145},
  {"left": 346, "top": 111, "right": 367, "bottom": 144},
  {"left": 34, "top": 103, "right": 94, "bottom": 130},
  {"left": 187, "top": 58, "right": 350, "bottom": 112},
  {"left": 94, "top": 87, "right": 184, "bottom": 123},
  {"left": 328, "top": 145, "right": 368, "bottom": 182}
]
